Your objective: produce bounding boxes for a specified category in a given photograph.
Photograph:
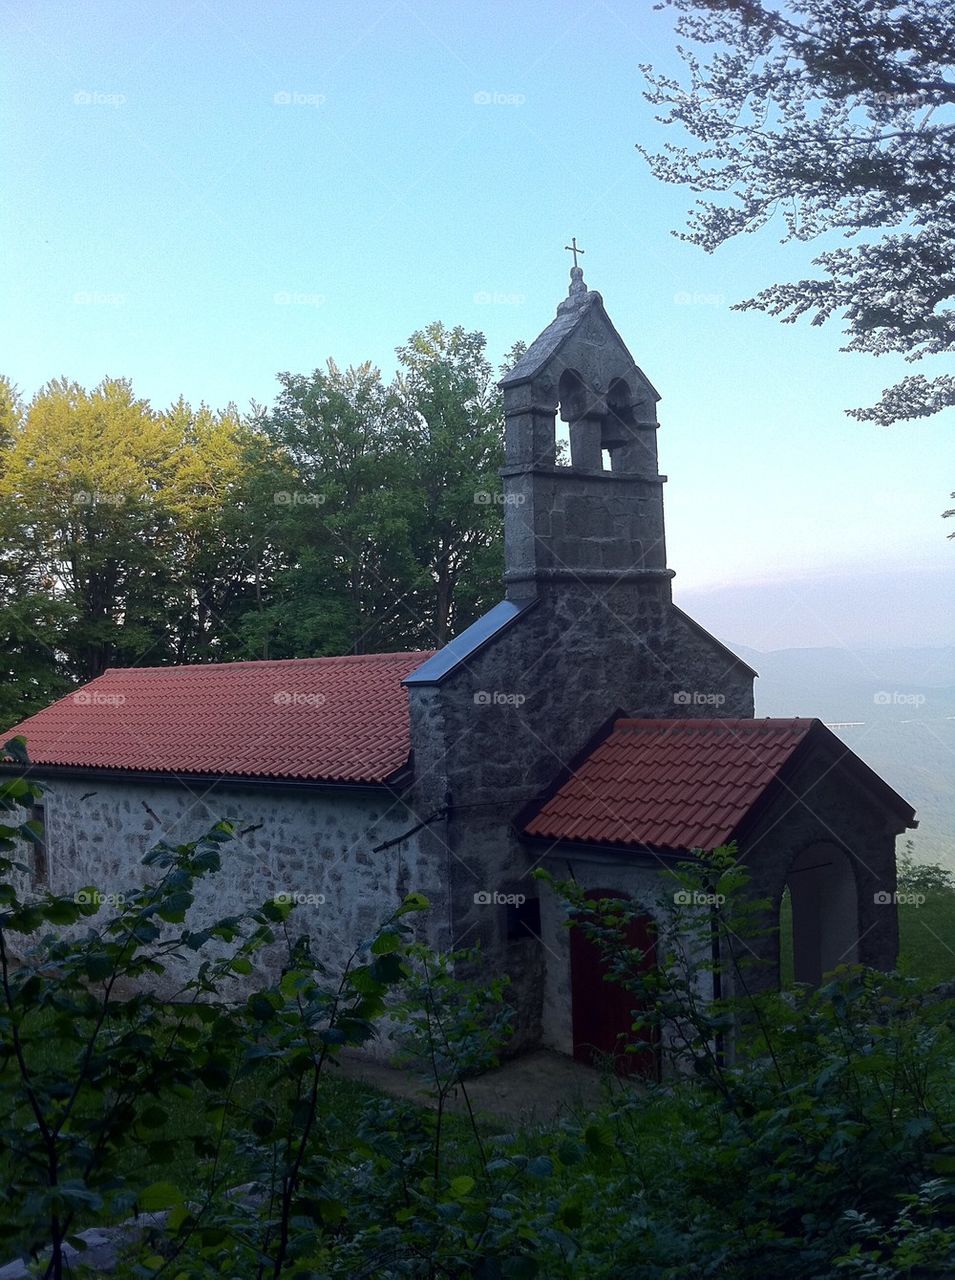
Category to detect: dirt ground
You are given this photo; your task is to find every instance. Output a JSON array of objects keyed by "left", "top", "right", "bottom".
[{"left": 335, "top": 1047, "right": 640, "bottom": 1127}]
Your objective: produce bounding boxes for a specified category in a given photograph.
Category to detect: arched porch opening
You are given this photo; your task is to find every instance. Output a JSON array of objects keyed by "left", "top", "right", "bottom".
[{"left": 779, "top": 842, "right": 860, "bottom": 986}]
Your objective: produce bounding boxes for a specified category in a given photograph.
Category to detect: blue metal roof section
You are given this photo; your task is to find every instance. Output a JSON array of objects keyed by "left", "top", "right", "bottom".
[{"left": 403, "top": 597, "right": 538, "bottom": 686}]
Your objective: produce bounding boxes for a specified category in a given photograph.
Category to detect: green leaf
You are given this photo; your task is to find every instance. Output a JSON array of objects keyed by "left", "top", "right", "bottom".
[
  {"left": 157, "top": 891, "right": 193, "bottom": 923},
  {"left": 167, "top": 1203, "right": 191, "bottom": 1233},
  {"left": 247, "top": 993, "right": 278, "bottom": 1022},
  {"left": 557, "top": 1138, "right": 584, "bottom": 1166},
  {"left": 450, "top": 1175, "right": 475, "bottom": 1198},
  {"left": 502, "top": 1256, "right": 539, "bottom": 1279},
  {"left": 84, "top": 953, "right": 113, "bottom": 982},
  {"left": 370, "top": 930, "right": 402, "bottom": 955},
  {"left": 559, "top": 1200, "right": 584, "bottom": 1230},
  {"left": 139, "top": 1181, "right": 184, "bottom": 1211},
  {"left": 396, "top": 891, "right": 430, "bottom": 916},
  {"left": 318, "top": 1198, "right": 345, "bottom": 1226},
  {"left": 43, "top": 900, "right": 81, "bottom": 926},
  {"left": 584, "top": 1123, "right": 613, "bottom": 1155},
  {"left": 139, "top": 1105, "right": 168, "bottom": 1129},
  {"left": 60, "top": 1183, "right": 103, "bottom": 1210},
  {"left": 370, "top": 953, "right": 406, "bottom": 984}
]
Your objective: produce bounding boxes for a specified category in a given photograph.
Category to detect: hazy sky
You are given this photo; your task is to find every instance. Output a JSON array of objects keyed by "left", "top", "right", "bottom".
[{"left": 3, "top": 0, "right": 952, "bottom": 650}]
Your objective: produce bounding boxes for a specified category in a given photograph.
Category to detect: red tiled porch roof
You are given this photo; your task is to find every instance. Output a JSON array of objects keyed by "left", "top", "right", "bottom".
[{"left": 522, "top": 717, "right": 912, "bottom": 852}]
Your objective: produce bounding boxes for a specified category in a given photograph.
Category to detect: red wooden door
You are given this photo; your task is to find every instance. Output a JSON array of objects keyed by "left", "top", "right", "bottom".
[{"left": 570, "top": 890, "right": 659, "bottom": 1080}]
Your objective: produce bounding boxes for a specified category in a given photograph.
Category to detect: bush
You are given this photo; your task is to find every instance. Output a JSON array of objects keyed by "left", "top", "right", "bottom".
[{"left": 1, "top": 746, "right": 952, "bottom": 1278}]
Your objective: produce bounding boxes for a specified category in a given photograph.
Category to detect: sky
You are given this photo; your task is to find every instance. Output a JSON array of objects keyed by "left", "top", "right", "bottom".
[{"left": 2, "top": 0, "right": 953, "bottom": 651}]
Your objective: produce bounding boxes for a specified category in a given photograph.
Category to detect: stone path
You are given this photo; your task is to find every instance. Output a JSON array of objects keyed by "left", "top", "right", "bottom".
[{"left": 335, "top": 1047, "right": 640, "bottom": 1127}]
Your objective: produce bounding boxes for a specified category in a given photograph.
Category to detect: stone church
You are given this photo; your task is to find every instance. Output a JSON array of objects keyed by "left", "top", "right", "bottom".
[{"left": 2, "top": 264, "right": 916, "bottom": 1075}]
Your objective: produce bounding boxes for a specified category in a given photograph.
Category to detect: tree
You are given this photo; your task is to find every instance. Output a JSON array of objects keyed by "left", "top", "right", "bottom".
[
  {"left": 0, "top": 378, "right": 175, "bottom": 682},
  {"left": 260, "top": 332, "right": 509, "bottom": 656},
  {"left": 257, "top": 359, "right": 421, "bottom": 656},
  {"left": 396, "top": 323, "right": 506, "bottom": 645},
  {"left": 0, "top": 379, "right": 285, "bottom": 692},
  {"left": 160, "top": 399, "right": 291, "bottom": 663},
  {"left": 0, "top": 379, "right": 72, "bottom": 722},
  {"left": 637, "top": 0, "right": 954, "bottom": 510}
]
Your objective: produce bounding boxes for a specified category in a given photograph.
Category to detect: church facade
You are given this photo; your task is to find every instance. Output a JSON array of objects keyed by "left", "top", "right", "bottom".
[{"left": 2, "top": 267, "right": 916, "bottom": 1074}]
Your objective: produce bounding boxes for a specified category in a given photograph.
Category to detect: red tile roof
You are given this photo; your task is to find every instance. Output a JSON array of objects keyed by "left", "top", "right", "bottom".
[
  {"left": 1, "top": 653, "right": 433, "bottom": 784},
  {"left": 523, "top": 718, "right": 819, "bottom": 851}
]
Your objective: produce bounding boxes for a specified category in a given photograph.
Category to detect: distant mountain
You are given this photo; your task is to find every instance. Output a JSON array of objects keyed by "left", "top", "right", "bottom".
[{"left": 737, "top": 645, "right": 955, "bottom": 871}]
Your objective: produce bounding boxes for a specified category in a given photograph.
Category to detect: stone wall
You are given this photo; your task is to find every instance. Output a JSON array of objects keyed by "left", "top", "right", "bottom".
[
  {"left": 20, "top": 776, "right": 444, "bottom": 1056},
  {"left": 406, "top": 580, "right": 755, "bottom": 1053}
]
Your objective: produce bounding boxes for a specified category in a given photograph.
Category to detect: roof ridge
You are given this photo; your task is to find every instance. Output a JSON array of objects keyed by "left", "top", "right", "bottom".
[
  {"left": 102, "top": 650, "right": 435, "bottom": 675},
  {"left": 614, "top": 717, "right": 819, "bottom": 733}
]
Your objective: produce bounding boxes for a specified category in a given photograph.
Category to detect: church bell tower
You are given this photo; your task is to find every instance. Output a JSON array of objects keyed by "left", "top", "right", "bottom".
[{"left": 499, "top": 260, "right": 674, "bottom": 601}]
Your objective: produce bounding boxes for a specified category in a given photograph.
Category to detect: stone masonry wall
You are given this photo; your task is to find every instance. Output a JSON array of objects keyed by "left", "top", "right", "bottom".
[
  {"left": 407, "top": 581, "right": 755, "bottom": 1053},
  {"left": 19, "top": 776, "right": 444, "bottom": 1057}
]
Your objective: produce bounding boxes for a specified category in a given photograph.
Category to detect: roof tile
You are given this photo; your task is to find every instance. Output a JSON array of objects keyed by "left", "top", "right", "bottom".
[
  {"left": 1, "top": 652, "right": 434, "bottom": 785},
  {"left": 523, "top": 717, "right": 817, "bottom": 851}
]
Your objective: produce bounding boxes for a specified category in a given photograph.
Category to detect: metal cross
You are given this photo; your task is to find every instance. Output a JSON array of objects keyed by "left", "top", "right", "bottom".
[{"left": 564, "top": 237, "right": 585, "bottom": 268}]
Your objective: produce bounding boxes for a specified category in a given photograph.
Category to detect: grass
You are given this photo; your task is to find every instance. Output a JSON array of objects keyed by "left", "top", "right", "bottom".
[{"left": 898, "top": 891, "right": 955, "bottom": 985}]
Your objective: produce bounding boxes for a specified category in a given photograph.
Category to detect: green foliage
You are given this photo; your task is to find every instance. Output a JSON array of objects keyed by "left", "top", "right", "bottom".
[
  {"left": 0, "top": 325, "right": 513, "bottom": 710},
  {"left": 898, "top": 846, "right": 955, "bottom": 896},
  {"left": 896, "top": 846, "right": 955, "bottom": 986},
  {"left": 395, "top": 322, "right": 506, "bottom": 643},
  {"left": 0, "top": 763, "right": 283, "bottom": 1274},
  {"left": 532, "top": 848, "right": 955, "bottom": 1277},
  {"left": 0, "top": 750, "right": 543, "bottom": 1278},
  {"left": 1, "top": 780, "right": 951, "bottom": 1278},
  {"left": 258, "top": 326, "right": 506, "bottom": 657}
]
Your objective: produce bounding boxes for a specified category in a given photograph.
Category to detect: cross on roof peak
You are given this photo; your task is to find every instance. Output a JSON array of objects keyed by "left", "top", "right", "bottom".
[{"left": 564, "top": 236, "right": 585, "bottom": 268}]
